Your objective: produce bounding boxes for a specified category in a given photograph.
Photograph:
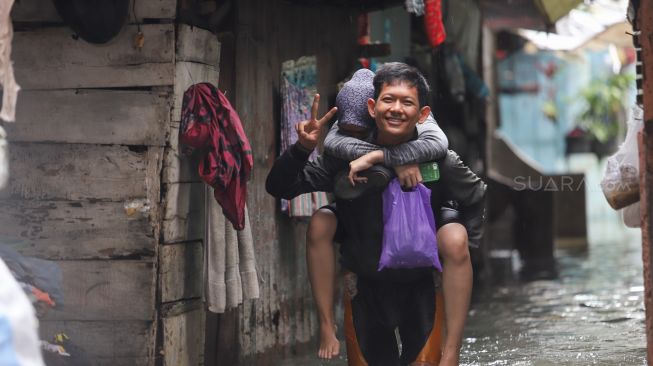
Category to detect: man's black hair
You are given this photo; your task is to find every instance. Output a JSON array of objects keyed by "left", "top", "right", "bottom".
[{"left": 372, "top": 62, "right": 430, "bottom": 107}]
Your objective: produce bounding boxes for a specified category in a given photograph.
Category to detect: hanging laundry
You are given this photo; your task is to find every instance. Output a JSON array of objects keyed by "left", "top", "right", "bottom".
[
  {"left": 179, "top": 83, "right": 253, "bottom": 230},
  {"left": 204, "top": 193, "right": 259, "bottom": 314},
  {"left": 405, "top": 0, "right": 425, "bottom": 16},
  {"left": 0, "top": 0, "right": 19, "bottom": 122},
  {"left": 442, "top": 45, "right": 466, "bottom": 103},
  {"left": 424, "top": 0, "right": 446, "bottom": 48},
  {"left": 280, "top": 56, "right": 329, "bottom": 217},
  {"left": 458, "top": 53, "right": 489, "bottom": 100}
]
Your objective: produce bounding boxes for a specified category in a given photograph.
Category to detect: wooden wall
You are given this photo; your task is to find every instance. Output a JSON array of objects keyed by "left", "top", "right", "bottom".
[
  {"left": 159, "top": 23, "right": 220, "bottom": 366},
  {"left": 6, "top": 0, "right": 359, "bottom": 364},
  {"left": 4, "top": 1, "right": 211, "bottom": 365},
  {"left": 215, "top": 1, "right": 360, "bottom": 363}
]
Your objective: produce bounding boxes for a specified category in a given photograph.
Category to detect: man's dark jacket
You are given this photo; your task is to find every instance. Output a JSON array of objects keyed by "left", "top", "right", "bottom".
[{"left": 266, "top": 143, "right": 486, "bottom": 282}]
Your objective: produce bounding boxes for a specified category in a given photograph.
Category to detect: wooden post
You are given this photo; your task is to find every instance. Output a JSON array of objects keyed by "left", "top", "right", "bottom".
[{"left": 639, "top": 0, "right": 653, "bottom": 362}]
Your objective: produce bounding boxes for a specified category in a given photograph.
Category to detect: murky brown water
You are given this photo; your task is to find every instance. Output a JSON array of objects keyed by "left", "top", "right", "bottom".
[{"left": 281, "top": 229, "right": 646, "bottom": 366}]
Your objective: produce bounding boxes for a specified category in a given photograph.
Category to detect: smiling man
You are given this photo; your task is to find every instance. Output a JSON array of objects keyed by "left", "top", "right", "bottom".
[{"left": 266, "top": 63, "right": 486, "bottom": 366}]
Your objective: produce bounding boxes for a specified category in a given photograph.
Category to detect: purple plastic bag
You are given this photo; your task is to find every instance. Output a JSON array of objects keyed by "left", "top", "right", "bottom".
[{"left": 378, "top": 179, "right": 442, "bottom": 271}]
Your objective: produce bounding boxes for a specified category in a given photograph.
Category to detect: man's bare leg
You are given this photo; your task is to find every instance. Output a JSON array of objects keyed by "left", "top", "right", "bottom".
[
  {"left": 307, "top": 208, "right": 340, "bottom": 359},
  {"left": 436, "top": 223, "right": 472, "bottom": 366}
]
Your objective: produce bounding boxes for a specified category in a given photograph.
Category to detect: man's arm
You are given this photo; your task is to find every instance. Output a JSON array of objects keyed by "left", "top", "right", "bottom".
[
  {"left": 439, "top": 151, "right": 487, "bottom": 247},
  {"left": 323, "top": 113, "right": 449, "bottom": 166},
  {"left": 266, "top": 143, "right": 345, "bottom": 200}
]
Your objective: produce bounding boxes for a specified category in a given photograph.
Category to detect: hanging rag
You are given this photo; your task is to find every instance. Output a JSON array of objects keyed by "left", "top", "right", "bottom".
[
  {"left": 405, "top": 0, "right": 425, "bottom": 15},
  {"left": 280, "top": 57, "right": 329, "bottom": 217},
  {"left": 179, "top": 83, "right": 253, "bottom": 230},
  {"left": 0, "top": 0, "right": 19, "bottom": 123},
  {"left": 424, "top": 0, "right": 446, "bottom": 48},
  {"left": 204, "top": 191, "right": 259, "bottom": 314}
]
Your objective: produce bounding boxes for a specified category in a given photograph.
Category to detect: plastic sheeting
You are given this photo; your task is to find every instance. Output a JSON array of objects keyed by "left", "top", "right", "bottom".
[{"left": 518, "top": 0, "right": 629, "bottom": 51}]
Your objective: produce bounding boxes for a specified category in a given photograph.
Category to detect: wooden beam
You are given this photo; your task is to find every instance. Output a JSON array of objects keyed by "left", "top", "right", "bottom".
[
  {"left": 162, "top": 309, "right": 205, "bottom": 366},
  {"left": 0, "top": 199, "right": 155, "bottom": 260},
  {"left": 176, "top": 24, "right": 221, "bottom": 67},
  {"left": 42, "top": 260, "right": 155, "bottom": 321},
  {"left": 172, "top": 61, "right": 220, "bottom": 121},
  {"left": 11, "top": 0, "right": 176, "bottom": 23},
  {"left": 160, "top": 241, "right": 203, "bottom": 303},
  {"left": 640, "top": 0, "right": 653, "bottom": 361},
  {"left": 0, "top": 144, "right": 162, "bottom": 202},
  {"left": 160, "top": 298, "right": 202, "bottom": 318},
  {"left": 163, "top": 124, "right": 202, "bottom": 184},
  {"left": 7, "top": 89, "right": 171, "bottom": 146},
  {"left": 13, "top": 24, "right": 175, "bottom": 90},
  {"left": 161, "top": 182, "right": 206, "bottom": 243}
]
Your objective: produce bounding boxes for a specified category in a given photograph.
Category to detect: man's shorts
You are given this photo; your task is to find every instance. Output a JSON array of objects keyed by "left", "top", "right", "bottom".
[
  {"left": 343, "top": 274, "right": 444, "bottom": 366},
  {"left": 319, "top": 202, "right": 463, "bottom": 244}
]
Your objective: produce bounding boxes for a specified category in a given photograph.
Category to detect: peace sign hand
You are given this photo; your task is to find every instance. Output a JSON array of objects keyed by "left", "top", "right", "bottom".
[{"left": 295, "top": 94, "right": 338, "bottom": 151}]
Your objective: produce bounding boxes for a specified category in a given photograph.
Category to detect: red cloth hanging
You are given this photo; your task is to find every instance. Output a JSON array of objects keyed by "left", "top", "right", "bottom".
[
  {"left": 179, "top": 83, "right": 253, "bottom": 230},
  {"left": 424, "top": 0, "right": 446, "bottom": 48}
]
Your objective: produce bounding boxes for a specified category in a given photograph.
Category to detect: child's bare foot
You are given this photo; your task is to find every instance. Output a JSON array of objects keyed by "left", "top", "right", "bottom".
[{"left": 317, "top": 324, "right": 340, "bottom": 359}]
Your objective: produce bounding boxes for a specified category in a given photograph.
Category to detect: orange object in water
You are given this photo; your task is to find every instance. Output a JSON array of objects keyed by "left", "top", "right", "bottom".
[{"left": 343, "top": 290, "right": 444, "bottom": 365}]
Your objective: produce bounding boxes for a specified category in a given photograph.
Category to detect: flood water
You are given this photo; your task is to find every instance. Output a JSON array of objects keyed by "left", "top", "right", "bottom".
[
  {"left": 281, "top": 227, "right": 647, "bottom": 366},
  {"left": 461, "top": 234, "right": 646, "bottom": 366}
]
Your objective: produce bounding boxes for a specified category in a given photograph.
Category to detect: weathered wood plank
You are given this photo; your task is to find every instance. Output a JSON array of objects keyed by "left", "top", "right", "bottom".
[
  {"left": 0, "top": 144, "right": 161, "bottom": 202},
  {"left": 14, "top": 24, "right": 175, "bottom": 90},
  {"left": 176, "top": 24, "right": 221, "bottom": 66},
  {"left": 6, "top": 89, "right": 171, "bottom": 146},
  {"left": 12, "top": 0, "right": 176, "bottom": 23},
  {"left": 163, "top": 124, "right": 202, "bottom": 184},
  {"left": 42, "top": 260, "right": 155, "bottom": 321},
  {"left": 160, "top": 298, "right": 203, "bottom": 318},
  {"left": 172, "top": 62, "right": 220, "bottom": 121},
  {"left": 162, "top": 182, "right": 206, "bottom": 243},
  {"left": 160, "top": 242, "right": 203, "bottom": 303},
  {"left": 163, "top": 309, "right": 205, "bottom": 366},
  {"left": 0, "top": 199, "right": 155, "bottom": 260},
  {"left": 40, "top": 320, "right": 153, "bottom": 359}
]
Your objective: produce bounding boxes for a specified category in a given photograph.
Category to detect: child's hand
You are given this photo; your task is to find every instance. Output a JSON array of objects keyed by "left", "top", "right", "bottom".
[
  {"left": 347, "top": 151, "right": 384, "bottom": 186},
  {"left": 348, "top": 157, "right": 373, "bottom": 186},
  {"left": 295, "top": 94, "right": 337, "bottom": 151},
  {"left": 394, "top": 164, "right": 422, "bottom": 189}
]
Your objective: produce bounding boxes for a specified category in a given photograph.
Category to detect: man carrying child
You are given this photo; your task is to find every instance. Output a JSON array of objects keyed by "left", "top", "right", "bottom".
[{"left": 267, "top": 63, "right": 486, "bottom": 366}]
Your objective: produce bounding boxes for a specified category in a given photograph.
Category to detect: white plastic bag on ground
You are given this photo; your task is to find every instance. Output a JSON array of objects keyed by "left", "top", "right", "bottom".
[
  {"left": 623, "top": 202, "right": 641, "bottom": 228},
  {"left": 601, "top": 105, "right": 643, "bottom": 209}
]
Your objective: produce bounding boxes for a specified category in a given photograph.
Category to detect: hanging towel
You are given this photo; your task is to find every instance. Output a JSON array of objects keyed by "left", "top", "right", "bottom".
[
  {"left": 205, "top": 192, "right": 226, "bottom": 313},
  {"left": 237, "top": 206, "right": 259, "bottom": 300},
  {"left": 0, "top": 0, "right": 19, "bottom": 123},
  {"left": 224, "top": 217, "right": 242, "bottom": 309},
  {"left": 204, "top": 191, "right": 259, "bottom": 314},
  {"left": 179, "top": 83, "right": 253, "bottom": 230},
  {"left": 280, "top": 57, "right": 329, "bottom": 217}
]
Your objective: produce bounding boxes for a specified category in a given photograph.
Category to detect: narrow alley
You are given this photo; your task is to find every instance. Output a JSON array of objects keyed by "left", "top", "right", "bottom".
[{"left": 282, "top": 216, "right": 646, "bottom": 366}]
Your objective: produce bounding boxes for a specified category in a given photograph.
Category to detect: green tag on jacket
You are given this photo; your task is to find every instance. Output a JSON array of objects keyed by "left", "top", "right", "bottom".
[{"left": 419, "top": 162, "right": 440, "bottom": 182}]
